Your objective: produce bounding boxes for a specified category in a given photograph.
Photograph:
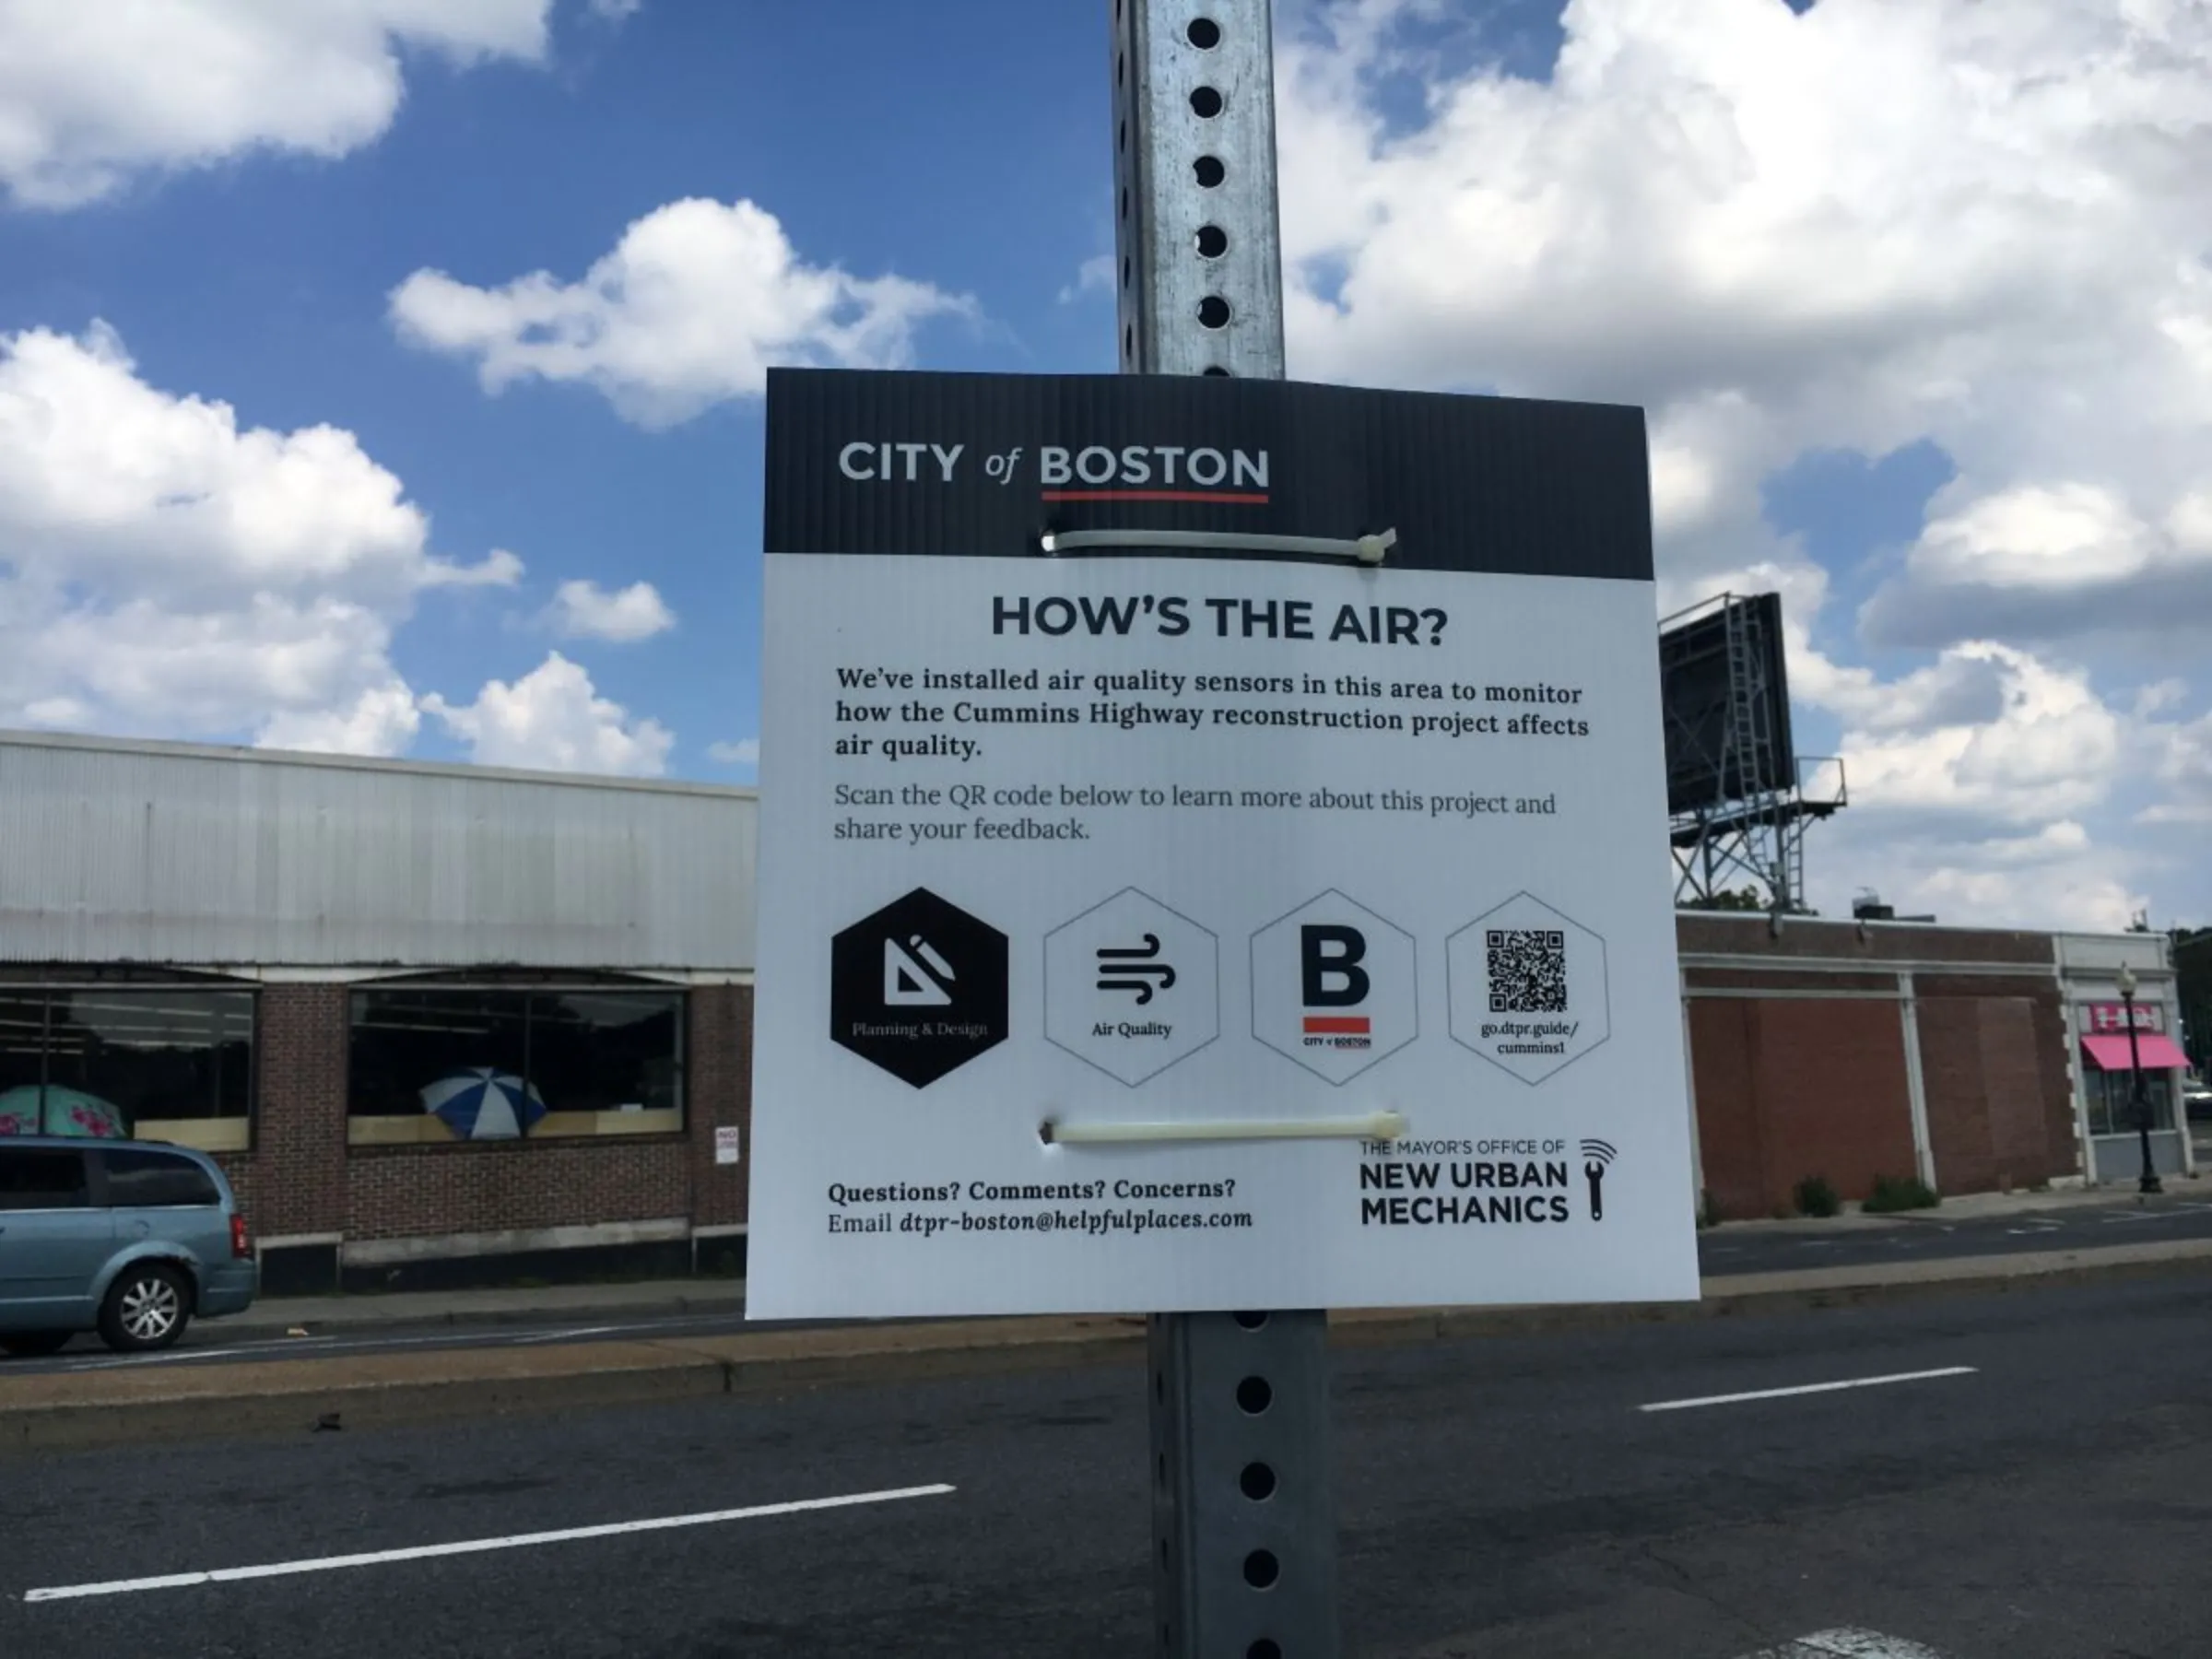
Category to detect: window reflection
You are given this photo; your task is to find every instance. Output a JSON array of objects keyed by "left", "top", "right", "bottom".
[
  {"left": 347, "top": 987, "right": 684, "bottom": 1141},
  {"left": 0, "top": 990, "right": 254, "bottom": 1138}
]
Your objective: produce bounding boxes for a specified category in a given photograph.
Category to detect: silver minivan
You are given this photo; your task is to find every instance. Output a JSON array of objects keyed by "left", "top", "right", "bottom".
[{"left": 0, "top": 1137, "right": 259, "bottom": 1357}]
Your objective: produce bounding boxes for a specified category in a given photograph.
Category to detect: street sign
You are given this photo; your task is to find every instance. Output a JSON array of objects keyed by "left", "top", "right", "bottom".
[{"left": 747, "top": 368, "right": 1699, "bottom": 1320}]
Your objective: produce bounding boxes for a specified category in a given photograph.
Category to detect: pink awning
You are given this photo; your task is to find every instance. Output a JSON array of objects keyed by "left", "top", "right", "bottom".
[{"left": 2082, "top": 1032, "right": 2191, "bottom": 1072}]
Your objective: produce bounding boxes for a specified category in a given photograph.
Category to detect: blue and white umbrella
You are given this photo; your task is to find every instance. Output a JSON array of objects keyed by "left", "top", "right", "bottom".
[{"left": 419, "top": 1068, "right": 547, "bottom": 1140}]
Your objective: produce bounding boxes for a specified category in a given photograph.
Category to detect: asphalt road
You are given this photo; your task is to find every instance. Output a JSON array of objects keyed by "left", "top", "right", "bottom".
[
  {"left": 11, "top": 1195, "right": 2212, "bottom": 1378},
  {"left": 5, "top": 1271, "right": 2211, "bottom": 1657},
  {"left": 4, "top": 1306, "right": 774, "bottom": 1376},
  {"left": 1698, "top": 1192, "right": 2212, "bottom": 1275}
]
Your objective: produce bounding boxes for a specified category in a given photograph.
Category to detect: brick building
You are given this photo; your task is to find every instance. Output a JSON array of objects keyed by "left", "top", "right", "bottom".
[
  {"left": 0, "top": 731, "right": 755, "bottom": 1295},
  {"left": 1679, "top": 912, "right": 2188, "bottom": 1218},
  {"left": 1, "top": 731, "right": 2188, "bottom": 1294}
]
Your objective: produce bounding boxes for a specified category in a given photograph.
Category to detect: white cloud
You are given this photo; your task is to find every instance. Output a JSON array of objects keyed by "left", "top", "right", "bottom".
[
  {"left": 0, "top": 0, "right": 555, "bottom": 208},
  {"left": 707, "top": 737, "right": 758, "bottom": 766},
  {"left": 423, "top": 652, "right": 671, "bottom": 775},
  {"left": 390, "top": 197, "right": 974, "bottom": 427},
  {"left": 1058, "top": 254, "right": 1114, "bottom": 305},
  {"left": 1828, "top": 644, "right": 2125, "bottom": 828},
  {"left": 587, "top": 0, "right": 643, "bottom": 18},
  {"left": 258, "top": 681, "right": 423, "bottom": 757},
  {"left": 1277, "top": 0, "right": 2212, "bottom": 629},
  {"left": 1818, "top": 824, "right": 2145, "bottom": 935},
  {"left": 0, "top": 322, "right": 515, "bottom": 753},
  {"left": 547, "top": 577, "right": 674, "bottom": 641},
  {"left": 2148, "top": 711, "right": 2212, "bottom": 825},
  {"left": 1910, "top": 486, "right": 2162, "bottom": 595},
  {"left": 1276, "top": 0, "right": 2212, "bottom": 922}
]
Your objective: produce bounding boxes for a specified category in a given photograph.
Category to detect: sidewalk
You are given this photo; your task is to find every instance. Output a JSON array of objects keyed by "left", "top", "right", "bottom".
[
  {"left": 1708, "top": 1175, "right": 2206, "bottom": 1236},
  {"left": 224, "top": 1177, "right": 2206, "bottom": 1337},
  {"left": 9, "top": 1225, "right": 2212, "bottom": 1455},
  {"left": 225, "top": 1277, "right": 749, "bottom": 1339}
]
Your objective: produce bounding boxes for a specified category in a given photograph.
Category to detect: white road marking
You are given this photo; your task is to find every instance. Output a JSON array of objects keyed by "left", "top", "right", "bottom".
[
  {"left": 1640, "top": 1367, "right": 1976, "bottom": 1414},
  {"left": 21, "top": 1483, "right": 956, "bottom": 1605},
  {"left": 57, "top": 1347, "right": 261, "bottom": 1372},
  {"left": 1737, "top": 1630, "right": 1952, "bottom": 1658},
  {"left": 43, "top": 1315, "right": 748, "bottom": 1373}
]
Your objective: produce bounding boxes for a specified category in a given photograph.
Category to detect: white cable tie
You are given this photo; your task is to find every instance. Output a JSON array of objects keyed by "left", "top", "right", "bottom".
[
  {"left": 1039, "top": 527, "right": 1395, "bottom": 565},
  {"left": 1039, "top": 1111, "right": 1406, "bottom": 1147}
]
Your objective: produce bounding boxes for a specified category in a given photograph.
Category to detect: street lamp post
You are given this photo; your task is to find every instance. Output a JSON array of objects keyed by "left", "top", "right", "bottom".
[{"left": 2119, "top": 965, "right": 2163, "bottom": 1195}]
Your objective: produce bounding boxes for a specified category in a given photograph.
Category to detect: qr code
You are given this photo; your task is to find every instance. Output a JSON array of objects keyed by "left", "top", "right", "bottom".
[{"left": 1488, "top": 929, "right": 1567, "bottom": 1013}]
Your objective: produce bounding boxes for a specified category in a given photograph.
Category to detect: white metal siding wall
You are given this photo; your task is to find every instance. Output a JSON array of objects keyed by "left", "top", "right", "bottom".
[{"left": 0, "top": 735, "right": 756, "bottom": 969}]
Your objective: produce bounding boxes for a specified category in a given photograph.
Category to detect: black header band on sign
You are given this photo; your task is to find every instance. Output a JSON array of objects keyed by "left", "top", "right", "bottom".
[{"left": 763, "top": 369, "right": 1653, "bottom": 582}]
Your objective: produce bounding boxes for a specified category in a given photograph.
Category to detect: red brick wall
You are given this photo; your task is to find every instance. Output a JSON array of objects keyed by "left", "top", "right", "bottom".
[
  {"left": 339, "top": 982, "right": 753, "bottom": 1241},
  {"left": 219, "top": 984, "right": 347, "bottom": 1239},
  {"left": 1689, "top": 996, "right": 1919, "bottom": 1218},
  {"left": 1677, "top": 914, "right": 2056, "bottom": 967},
  {"left": 211, "top": 979, "right": 754, "bottom": 1248},
  {"left": 1688, "top": 999, "right": 1764, "bottom": 1220},
  {"left": 345, "top": 1137, "right": 693, "bottom": 1239},
  {"left": 687, "top": 982, "right": 753, "bottom": 1229},
  {"left": 1916, "top": 982, "right": 2078, "bottom": 1193}
]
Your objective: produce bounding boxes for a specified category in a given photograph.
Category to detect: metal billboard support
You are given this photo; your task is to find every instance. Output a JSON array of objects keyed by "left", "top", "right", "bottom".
[
  {"left": 1660, "top": 594, "right": 1845, "bottom": 913},
  {"left": 1112, "top": 3, "right": 1340, "bottom": 1654}
]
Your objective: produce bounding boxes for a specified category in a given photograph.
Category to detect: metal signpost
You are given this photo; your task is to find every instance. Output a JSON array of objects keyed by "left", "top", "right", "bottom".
[
  {"left": 1111, "top": 5, "right": 1331, "bottom": 1655},
  {"left": 744, "top": 7, "right": 1698, "bottom": 1658}
]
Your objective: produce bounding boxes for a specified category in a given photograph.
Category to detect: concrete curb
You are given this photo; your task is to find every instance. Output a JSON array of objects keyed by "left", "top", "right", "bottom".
[
  {"left": 215, "top": 1288, "right": 751, "bottom": 1341},
  {"left": 9, "top": 1241, "right": 2212, "bottom": 1456}
]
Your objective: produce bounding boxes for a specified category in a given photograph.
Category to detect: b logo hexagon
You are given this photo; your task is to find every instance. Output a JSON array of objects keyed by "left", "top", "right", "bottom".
[
  {"left": 830, "top": 888, "right": 1008, "bottom": 1088},
  {"left": 1250, "top": 890, "right": 1417, "bottom": 1084},
  {"left": 1044, "top": 888, "right": 1219, "bottom": 1086},
  {"left": 1447, "top": 892, "right": 1609, "bottom": 1085}
]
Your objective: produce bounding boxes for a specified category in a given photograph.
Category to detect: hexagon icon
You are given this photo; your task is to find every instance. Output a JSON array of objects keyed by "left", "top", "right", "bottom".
[
  {"left": 830, "top": 888, "right": 1008, "bottom": 1088},
  {"left": 1250, "top": 890, "right": 1417, "bottom": 1085},
  {"left": 1446, "top": 892, "right": 1610, "bottom": 1085},
  {"left": 1044, "top": 888, "right": 1219, "bottom": 1086}
]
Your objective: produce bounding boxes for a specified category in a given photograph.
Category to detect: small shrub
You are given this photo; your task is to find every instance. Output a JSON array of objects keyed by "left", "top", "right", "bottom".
[
  {"left": 1697, "top": 1188, "right": 1721, "bottom": 1230},
  {"left": 1864, "top": 1173, "right": 1941, "bottom": 1214},
  {"left": 1793, "top": 1174, "right": 1841, "bottom": 1218}
]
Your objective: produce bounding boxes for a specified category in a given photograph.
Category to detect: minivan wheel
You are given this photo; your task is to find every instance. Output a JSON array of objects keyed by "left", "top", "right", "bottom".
[
  {"left": 0, "top": 1331, "right": 73, "bottom": 1359},
  {"left": 99, "top": 1265, "right": 192, "bottom": 1354}
]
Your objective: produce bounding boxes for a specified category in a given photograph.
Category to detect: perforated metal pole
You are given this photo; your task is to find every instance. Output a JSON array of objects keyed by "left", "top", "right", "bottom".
[{"left": 1112, "top": 4, "right": 1340, "bottom": 1654}]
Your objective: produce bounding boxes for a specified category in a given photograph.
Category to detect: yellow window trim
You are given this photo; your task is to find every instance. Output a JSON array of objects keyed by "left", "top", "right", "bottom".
[{"left": 132, "top": 1118, "right": 253, "bottom": 1155}]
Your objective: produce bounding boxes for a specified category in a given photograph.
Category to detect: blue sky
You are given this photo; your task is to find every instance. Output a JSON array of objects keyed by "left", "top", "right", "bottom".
[{"left": 2, "top": 0, "right": 2209, "bottom": 931}]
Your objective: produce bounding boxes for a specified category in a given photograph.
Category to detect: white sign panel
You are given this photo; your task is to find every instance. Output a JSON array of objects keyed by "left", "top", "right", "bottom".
[
  {"left": 748, "top": 371, "right": 1698, "bottom": 1319},
  {"left": 715, "top": 1125, "right": 742, "bottom": 1166}
]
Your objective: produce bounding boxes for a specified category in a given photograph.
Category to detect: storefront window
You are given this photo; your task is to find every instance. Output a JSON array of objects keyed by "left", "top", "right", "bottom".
[
  {"left": 0, "top": 994, "right": 43, "bottom": 1125},
  {"left": 347, "top": 987, "right": 684, "bottom": 1145},
  {"left": 2087, "top": 1067, "right": 2172, "bottom": 1137},
  {"left": 0, "top": 989, "right": 254, "bottom": 1151},
  {"left": 348, "top": 991, "right": 530, "bottom": 1119}
]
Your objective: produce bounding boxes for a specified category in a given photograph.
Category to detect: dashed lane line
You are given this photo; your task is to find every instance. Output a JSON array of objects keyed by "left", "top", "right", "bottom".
[
  {"left": 1641, "top": 1367, "right": 1977, "bottom": 1414},
  {"left": 21, "top": 1484, "right": 958, "bottom": 1604}
]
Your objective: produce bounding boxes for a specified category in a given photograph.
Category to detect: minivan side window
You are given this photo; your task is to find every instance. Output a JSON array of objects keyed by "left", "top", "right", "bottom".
[
  {"left": 102, "top": 1148, "right": 221, "bottom": 1209},
  {"left": 0, "top": 1149, "right": 90, "bottom": 1210}
]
